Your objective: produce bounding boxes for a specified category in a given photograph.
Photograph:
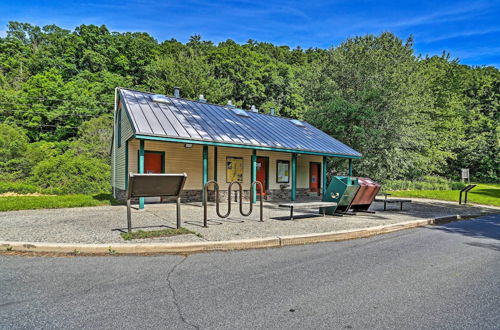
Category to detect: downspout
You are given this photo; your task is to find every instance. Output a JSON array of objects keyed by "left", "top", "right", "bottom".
[{"left": 112, "top": 87, "right": 118, "bottom": 198}]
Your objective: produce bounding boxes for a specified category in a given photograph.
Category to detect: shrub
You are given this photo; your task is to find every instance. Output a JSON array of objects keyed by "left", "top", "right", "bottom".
[
  {"left": 450, "top": 182, "right": 467, "bottom": 190},
  {"left": 0, "top": 181, "right": 39, "bottom": 194},
  {"left": 29, "top": 152, "right": 111, "bottom": 194},
  {"left": 422, "top": 175, "right": 449, "bottom": 184},
  {"left": 383, "top": 176, "right": 454, "bottom": 191}
]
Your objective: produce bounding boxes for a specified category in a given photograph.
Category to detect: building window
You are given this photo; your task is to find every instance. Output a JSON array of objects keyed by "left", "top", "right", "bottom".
[
  {"left": 226, "top": 157, "right": 243, "bottom": 182},
  {"left": 117, "top": 108, "right": 122, "bottom": 148},
  {"left": 276, "top": 160, "right": 290, "bottom": 183}
]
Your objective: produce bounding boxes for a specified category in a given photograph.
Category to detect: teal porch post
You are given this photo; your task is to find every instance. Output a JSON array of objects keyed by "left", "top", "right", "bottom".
[
  {"left": 139, "top": 139, "right": 145, "bottom": 209},
  {"left": 202, "top": 145, "right": 208, "bottom": 201},
  {"left": 322, "top": 156, "right": 327, "bottom": 196},
  {"left": 348, "top": 159, "right": 353, "bottom": 177},
  {"left": 251, "top": 150, "right": 257, "bottom": 203},
  {"left": 291, "top": 153, "right": 297, "bottom": 201}
]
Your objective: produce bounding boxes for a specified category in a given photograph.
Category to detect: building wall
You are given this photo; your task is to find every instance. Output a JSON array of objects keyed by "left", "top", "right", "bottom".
[
  {"left": 112, "top": 103, "right": 135, "bottom": 191},
  {"left": 123, "top": 139, "right": 324, "bottom": 197}
]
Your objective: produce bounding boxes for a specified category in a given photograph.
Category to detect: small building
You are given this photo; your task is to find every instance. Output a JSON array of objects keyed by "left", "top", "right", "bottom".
[{"left": 111, "top": 88, "right": 361, "bottom": 206}]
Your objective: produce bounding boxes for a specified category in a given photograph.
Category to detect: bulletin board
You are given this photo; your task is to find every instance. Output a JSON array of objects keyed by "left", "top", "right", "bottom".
[{"left": 226, "top": 157, "right": 244, "bottom": 182}]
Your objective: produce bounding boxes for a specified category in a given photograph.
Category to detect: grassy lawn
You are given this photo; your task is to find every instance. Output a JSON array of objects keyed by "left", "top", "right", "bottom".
[
  {"left": 120, "top": 228, "right": 200, "bottom": 240},
  {"left": 0, "top": 193, "right": 121, "bottom": 212},
  {"left": 389, "top": 183, "right": 500, "bottom": 207}
]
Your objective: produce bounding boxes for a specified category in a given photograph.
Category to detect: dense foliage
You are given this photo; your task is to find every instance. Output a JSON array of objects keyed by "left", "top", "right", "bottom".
[{"left": 0, "top": 22, "right": 498, "bottom": 194}]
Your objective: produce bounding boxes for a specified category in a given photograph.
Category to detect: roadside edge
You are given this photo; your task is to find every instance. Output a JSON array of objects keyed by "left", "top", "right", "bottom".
[{"left": 0, "top": 214, "right": 489, "bottom": 255}]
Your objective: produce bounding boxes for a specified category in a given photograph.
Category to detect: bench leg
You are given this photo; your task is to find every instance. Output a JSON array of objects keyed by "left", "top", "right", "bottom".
[
  {"left": 384, "top": 201, "right": 387, "bottom": 211},
  {"left": 127, "top": 199, "right": 132, "bottom": 233},
  {"left": 290, "top": 206, "right": 294, "bottom": 221}
]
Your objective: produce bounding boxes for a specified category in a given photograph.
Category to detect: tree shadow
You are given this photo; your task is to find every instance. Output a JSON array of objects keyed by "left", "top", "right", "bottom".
[
  {"left": 92, "top": 193, "right": 125, "bottom": 205},
  {"left": 470, "top": 188, "right": 500, "bottom": 199},
  {"left": 429, "top": 213, "right": 500, "bottom": 242}
]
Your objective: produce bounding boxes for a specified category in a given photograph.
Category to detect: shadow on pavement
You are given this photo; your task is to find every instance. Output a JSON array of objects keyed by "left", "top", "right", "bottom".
[{"left": 429, "top": 213, "right": 500, "bottom": 243}]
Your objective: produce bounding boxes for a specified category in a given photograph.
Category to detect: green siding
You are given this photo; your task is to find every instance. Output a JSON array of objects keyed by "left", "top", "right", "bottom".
[{"left": 113, "top": 102, "right": 135, "bottom": 190}]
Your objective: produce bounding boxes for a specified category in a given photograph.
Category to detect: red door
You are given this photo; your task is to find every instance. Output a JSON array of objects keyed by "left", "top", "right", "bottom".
[
  {"left": 310, "top": 163, "right": 320, "bottom": 195},
  {"left": 144, "top": 153, "right": 162, "bottom": 174},
  {"left": 256, "top": 157, "right": 267, "bottom": 197}
]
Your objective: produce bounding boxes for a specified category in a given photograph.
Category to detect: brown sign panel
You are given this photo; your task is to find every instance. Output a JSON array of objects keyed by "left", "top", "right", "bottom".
[{"left": 127, "top": 173, "right": 187, "bottom": 199}]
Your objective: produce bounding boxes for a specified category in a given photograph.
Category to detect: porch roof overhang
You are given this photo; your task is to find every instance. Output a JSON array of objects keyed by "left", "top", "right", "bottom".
[{"left": 133, "top": 134, "right": 362, "bottom": 159}]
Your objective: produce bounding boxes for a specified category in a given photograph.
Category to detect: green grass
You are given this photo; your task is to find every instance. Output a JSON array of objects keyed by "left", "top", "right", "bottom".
[
  {"left": 120, "top": 228, "right": 200, "bottom": 240},
  {"left": 0, "top": 193, "right": 122, "bottom": 212},
  {"left": 388, "top": 183, "right": 500, "bottom": 206}
]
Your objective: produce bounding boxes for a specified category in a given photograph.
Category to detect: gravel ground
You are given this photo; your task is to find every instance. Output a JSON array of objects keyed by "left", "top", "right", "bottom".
[{"left": 0, "top": 199, "right": 497, "bottom": 244}]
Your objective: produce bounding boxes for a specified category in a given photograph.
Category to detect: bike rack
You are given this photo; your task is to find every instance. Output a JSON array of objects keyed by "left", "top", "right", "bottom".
[
  {"left": 203, "top": 180, "right": 264, "bottom": 227},
  {"left": 459, "top": 184, "right": 477, "bottom": 205}
]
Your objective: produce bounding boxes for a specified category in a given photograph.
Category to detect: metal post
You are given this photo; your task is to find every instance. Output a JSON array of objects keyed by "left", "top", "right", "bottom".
[
  {"left": 202, "top": 145, "right": 208, "bottom": 202},
  {"left": 348, "top": 159, "right": 353, "bottom": 177},
  {"left": 251, "top": 150, "right": 257, "bottom": 203},
  {"left": 139, "top": 140, "right": 145, "bottom": 210},
  {"left": 126, "top": 199, "right": 132, "bottom": 232},
  {"left": 176, "top": 197, "right": 181, "bottom": 229},
  {"left": 322, "top": 156, "right": 327, "bottom": 196},
  {"left": 291, "top": 153, "right": 297, "bottom": 201}
]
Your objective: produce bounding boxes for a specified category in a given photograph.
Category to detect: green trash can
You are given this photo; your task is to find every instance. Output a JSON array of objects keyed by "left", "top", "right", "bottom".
[{"left": 321, "top": 176, "right": 360, "bottom": 215}]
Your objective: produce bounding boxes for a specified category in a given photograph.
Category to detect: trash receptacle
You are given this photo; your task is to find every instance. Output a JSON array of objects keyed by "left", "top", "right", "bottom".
[
  {"left": 322, "top": 176, "right": 360, "bottom": 215},
  {"left": 349, "top": 177, "right": 381, "bottom": 212}
]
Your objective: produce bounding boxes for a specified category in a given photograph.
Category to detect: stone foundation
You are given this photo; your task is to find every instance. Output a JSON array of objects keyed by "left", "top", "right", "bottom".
[{"left": 114, "top": 187, "right": 321, "bottom": 203}]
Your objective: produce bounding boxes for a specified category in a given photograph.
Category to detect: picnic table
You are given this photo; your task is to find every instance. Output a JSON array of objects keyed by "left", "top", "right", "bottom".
[
  {"left": 375, "top": 193, "right": 412, "bottom": 211},
  {"left": 278, "top": 201, "right": 338, "bottom": 220}
]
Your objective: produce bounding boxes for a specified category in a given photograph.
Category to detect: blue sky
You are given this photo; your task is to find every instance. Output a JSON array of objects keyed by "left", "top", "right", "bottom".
[{"left": 1, "top": 0, "right": 499, "bottom": 67}]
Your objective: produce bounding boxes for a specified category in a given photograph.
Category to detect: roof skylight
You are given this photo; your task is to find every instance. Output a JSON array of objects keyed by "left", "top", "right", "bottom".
[
  {"left": 232, "top": 108, "right": 250, "bottom": 117},
  {"left": 290, "top": 119, "right": 305, "bottom": 127},
  {"left": 151, "top": 94, "right": 170, "bottom": 104}
]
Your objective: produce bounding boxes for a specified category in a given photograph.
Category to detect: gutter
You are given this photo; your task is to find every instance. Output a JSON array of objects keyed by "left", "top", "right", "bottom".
[{"left": 133, "top": 134, "right": 363, "bottom": 159}]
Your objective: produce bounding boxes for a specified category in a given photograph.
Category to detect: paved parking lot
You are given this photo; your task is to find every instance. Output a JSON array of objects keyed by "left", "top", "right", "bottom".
[{"left": 0, "top": 198, "right": 496, "bottom": 244}]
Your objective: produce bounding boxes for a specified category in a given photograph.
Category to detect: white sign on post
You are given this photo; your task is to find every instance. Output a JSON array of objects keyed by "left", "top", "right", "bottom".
[{"left": 461, "top": 168, "right": 470, "bottom": 183}]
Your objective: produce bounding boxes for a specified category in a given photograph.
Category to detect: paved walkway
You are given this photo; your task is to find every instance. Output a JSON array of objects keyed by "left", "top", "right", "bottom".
[{"left": 0, "top": 199, "right": 497, "bottom": 244}]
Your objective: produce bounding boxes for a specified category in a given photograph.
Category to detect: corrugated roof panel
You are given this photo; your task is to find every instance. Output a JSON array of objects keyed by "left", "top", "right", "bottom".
[
  {"left": 131, "top": 90, "right": 166, "bottom": 135},
  {"left": 118, "top": 88, "right": 362, "bottom": 157}
]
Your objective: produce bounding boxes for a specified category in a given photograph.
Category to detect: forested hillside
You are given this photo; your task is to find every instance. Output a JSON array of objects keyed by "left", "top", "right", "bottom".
[{"left": 0, "top": 22, "right": 498, "bottom": 194}]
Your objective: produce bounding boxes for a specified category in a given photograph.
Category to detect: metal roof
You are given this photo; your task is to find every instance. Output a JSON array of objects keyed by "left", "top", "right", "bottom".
[{"left": 119, "top": 88, "right": 362, "bottom": 158}]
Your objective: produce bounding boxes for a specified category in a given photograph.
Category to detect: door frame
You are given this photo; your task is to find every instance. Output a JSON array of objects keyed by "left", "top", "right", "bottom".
[
  {"left": 256, "top": 156, "right": 269, "bottom": 194},
  {"left": 137, "top": 150, "right": 166, "bottom": 173},
  {"left": 309, "top": 162, "right": 321, "bottom": 196}
]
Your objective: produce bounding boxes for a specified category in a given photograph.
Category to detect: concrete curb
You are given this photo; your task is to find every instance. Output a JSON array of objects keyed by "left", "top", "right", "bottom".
[{"left": 0, "top": 214, "right": 486, "bottom": 255}]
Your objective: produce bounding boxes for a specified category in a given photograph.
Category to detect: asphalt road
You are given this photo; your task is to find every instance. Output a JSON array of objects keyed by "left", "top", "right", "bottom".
[{"left": 1, "top": 214, "right": 499, "bottom": 330}]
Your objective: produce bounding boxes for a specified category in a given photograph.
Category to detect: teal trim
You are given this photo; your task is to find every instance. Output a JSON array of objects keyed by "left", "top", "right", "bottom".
[
  {"left": 202, "top": 145, "right": 208, "bottom": 201},
  {"left": 134, "top": 134, "right": 362, "bottom": 159},
  {"left": 125, "top": 140, "right": 129, "bottom": 189},
  {"left": 348, "top": 159, "right": 353, "bottom": 176},
  {"left": 117, "top": 109, "right": 122, "bottom": 147},
  {"left": 322, "top": 156, "right": 327, "bottom": 196},
  {"left": 139, "top": 140, "right": 145, "bottom": 209},
  {"left": 214, "top": 146, "right": 218, "bottom": 182},
  {"left": 291, "top": 153, "right": 297, "bottom": 201},
  {"left": 251, "top": 150, "right": 257, "bottom": 203}
]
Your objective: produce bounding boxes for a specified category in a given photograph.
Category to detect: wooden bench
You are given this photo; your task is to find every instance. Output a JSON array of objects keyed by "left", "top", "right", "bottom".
[
  {"left": 375, "top": 193, "right": 412, "bottom": 211},
  {"left": 278, "top": 201, "right": 338, "bottom": 220}
]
